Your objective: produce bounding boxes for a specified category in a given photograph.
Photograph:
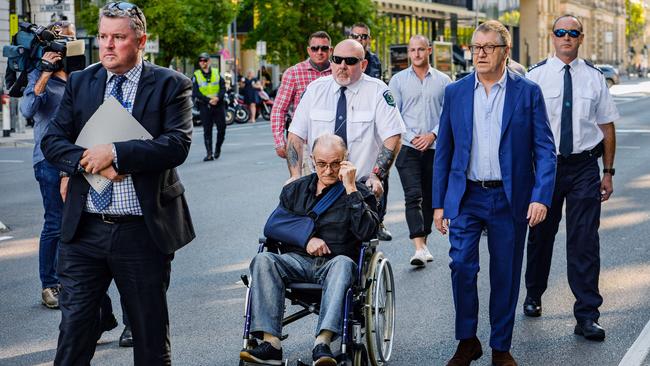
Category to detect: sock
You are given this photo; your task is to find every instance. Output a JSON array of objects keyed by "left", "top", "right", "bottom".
[
  {"left": 314, "top": 330, "right": 334, "bottom": 347},
  {"left": 263, "top": 333, "right": 281, "bottom": 350}
]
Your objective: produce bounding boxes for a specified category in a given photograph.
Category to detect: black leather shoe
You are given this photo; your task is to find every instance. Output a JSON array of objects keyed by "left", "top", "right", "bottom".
[
  {"left": 574, "top": 319, "right": 605, "bottom": 341},
  {"left": 523, "top": 296, "right": 541, "bottom": 317},
  {"left": 203, "top": 155, "right": 214, "bottom": 161},
  {"left": 312, "top": 343, "right": 337, "bottom": 366},
  {"left": 119, "top": 326, "right": 134, "bottom": 347},
  {"left": 376, "top": 223, "right": 392, "bottom": 241},
  {"left": 214, "top": 150, "right": 221, "bottom": 159}
]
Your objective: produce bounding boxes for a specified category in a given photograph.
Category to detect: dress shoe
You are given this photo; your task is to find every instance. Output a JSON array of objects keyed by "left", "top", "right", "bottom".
[
  {"left": 119, "top": 326, "right": 134, "bottom": 347},
  {"left": 492, "top": 350, "right": 517, "bottom": 366},
  {"left": 376, "top": 223, "right": 392, "bottom": 241},
  {"left": 446, "top": 336, "right": 483, "bottom": 366},
  {"left": 203, "top": 155, "right": 214, "bottom": 161},
  {"left": 523, "top": 296, "right": 542, "bottom": 317},
  {"left": 574, "top": 319, "right": 605, "bottom": 341},
  {"left": 214, "top": 150, "right": 221, "bottom": 159}
]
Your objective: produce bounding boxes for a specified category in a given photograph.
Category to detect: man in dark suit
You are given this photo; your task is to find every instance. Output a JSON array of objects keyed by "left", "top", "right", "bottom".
[
  {"left": 41, "top": 3, "right": 194, "bottom": 365},
  {"left": 432, "top": 20, "right": 556, "bottom": 366}
]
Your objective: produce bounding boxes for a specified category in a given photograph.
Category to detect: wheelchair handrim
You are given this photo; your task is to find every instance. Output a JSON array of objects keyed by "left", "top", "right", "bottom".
[{"left": 373, "top": 258, "right": 395, "bottom": 362}]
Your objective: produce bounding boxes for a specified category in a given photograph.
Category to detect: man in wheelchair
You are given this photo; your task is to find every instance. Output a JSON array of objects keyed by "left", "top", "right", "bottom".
[{"left": 240, "top": 134, "right": 379, "bottom": 366}]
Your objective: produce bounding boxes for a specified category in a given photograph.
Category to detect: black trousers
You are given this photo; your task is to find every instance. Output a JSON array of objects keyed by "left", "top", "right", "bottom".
[
  {"left": 199, "top": 102, "right": 226, "bottom": 156},
  {"left": 55, "top": 214, "right": 173, "bottom": 366},
  {"left": 395, "top": 146, "right": 435, "bottom": 239},
  {"left": 100, "top": 292, "right": 129, "bottom": 327},
  {"left": 525, "top": 156, "right": 603, "bottom": 321}
]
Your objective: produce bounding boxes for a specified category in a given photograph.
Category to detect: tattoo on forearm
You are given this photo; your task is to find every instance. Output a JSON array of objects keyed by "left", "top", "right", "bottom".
[
  {"left": 287, "top": 142, "right": 300, "bottom": 169},
  {"left": 372, "top": 146, "right": 395, "bottom": 180}
]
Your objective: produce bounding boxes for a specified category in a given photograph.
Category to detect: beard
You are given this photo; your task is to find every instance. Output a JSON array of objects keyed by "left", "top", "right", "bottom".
[{"left": 335, "top": 72, "right": 352, "bottom": 86}]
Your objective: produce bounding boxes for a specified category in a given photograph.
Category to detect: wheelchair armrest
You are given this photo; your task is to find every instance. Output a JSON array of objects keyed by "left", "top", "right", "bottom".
[{"left": 362, "top": 239, "right": 379, "bottom": 249}]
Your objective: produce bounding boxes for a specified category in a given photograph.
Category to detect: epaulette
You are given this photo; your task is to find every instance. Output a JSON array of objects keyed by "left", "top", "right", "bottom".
[
  {"left": 527, "top": 59, "right": 547, "bottom": 72},
  {"left": 584, "top": 60, "right": 604, "bottom": 74}
]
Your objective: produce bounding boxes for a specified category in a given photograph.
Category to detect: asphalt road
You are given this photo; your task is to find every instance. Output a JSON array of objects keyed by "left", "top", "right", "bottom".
[{"left": 1, "top": 96, "right": 650, "bottom": 366}]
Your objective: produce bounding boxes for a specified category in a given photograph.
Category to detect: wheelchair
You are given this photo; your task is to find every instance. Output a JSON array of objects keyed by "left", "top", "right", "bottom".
[{"left": 240, "top": 237, "right": 396, "bottom": 366}]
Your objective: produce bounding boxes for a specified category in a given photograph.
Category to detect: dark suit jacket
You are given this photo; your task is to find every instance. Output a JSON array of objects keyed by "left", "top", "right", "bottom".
[
  {"left": 41, "top": 61, "right": 195, "bottom": 254},
  {"left": 432, "top": 70, "right": 557, "bottom": 222}
]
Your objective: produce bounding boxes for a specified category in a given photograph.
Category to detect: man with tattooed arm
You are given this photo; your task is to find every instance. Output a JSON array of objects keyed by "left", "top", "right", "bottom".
[{"left": 286, "top": 39, "right": 405, "bottom": 218}]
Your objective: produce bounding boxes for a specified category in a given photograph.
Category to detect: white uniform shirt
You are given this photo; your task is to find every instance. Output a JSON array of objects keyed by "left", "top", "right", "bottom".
[
  {"left": 526, "top": 56, "right": 619, "bottom": 154},
  {"left": 388, "top": 66, "right": 450, "bottom": 150},
  {"left": 289, "top": 74, "right": 406, "bottom": 178}
]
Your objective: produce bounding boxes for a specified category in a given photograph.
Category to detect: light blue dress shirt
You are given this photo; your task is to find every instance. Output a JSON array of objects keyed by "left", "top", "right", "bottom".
[
  {"left": 388, "top": 66, "right": 451, "bottom": 149},
  {"left": 467, "top": 70, "right": 508, "bottom": 181}
]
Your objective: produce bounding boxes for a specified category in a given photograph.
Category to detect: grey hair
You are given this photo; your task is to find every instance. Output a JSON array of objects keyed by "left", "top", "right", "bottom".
[
  {"left": 472, "top": 20, "right": 511, "bottom": 47},
  {"left": 312, "top": 134, "right": 348, "bottom": 157},
  {"left": 98, "top": 4, "right": 147, "bottom": 37}
]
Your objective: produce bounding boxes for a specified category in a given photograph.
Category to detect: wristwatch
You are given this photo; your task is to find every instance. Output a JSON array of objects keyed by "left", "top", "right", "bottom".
[{"left": 603, "top": 168, "right": 615, "bottom": 176}]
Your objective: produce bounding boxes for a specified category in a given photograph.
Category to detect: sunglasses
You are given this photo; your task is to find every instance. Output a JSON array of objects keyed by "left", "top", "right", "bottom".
[
  {"left": 553, "top": 29, "right": 581, "bottom": 38},
  {"left": 198, "top": 58, "right": 208, "bottom": 62},
  {"left": 350, "top": 33, "right": 369, "bottom": 40},
  {"left": 107, "top": 2, "right": 145, "bottom": 27},
  {"left": 331, "top": 55, "right": 361, "bottom": 65},
  {"left": 310, "top": 45, "right": 330, "bottom": 52}
]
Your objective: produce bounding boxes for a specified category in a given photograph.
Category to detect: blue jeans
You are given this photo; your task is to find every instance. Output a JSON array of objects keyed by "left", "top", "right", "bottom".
[
  {"left": 249, "top": 252, "right": 357, "bottom": 338},
  {"left": 34, "top": 160, "right": 63, "bottom": 288}
]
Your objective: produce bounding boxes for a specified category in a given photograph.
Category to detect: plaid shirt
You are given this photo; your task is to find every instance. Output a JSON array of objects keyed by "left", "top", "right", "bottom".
[
  {"left": 271, "top": 59, "right": 331, "bottom": 149},
  {"left": 85, "top": 62, "right": 143, "bottom": 215}
]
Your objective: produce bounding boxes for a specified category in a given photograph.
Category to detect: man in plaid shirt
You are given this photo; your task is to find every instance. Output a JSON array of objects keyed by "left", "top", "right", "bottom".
[{"left": 271, "top": 31, "right": 332, "bottom": 159}]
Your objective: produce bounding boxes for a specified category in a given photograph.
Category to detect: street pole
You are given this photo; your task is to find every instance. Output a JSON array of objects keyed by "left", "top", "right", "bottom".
[{"left": 233, "top": 17, "right": 239, "bottom": 94}]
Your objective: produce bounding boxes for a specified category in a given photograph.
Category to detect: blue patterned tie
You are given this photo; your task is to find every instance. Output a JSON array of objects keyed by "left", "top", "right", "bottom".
[
  {"left": 335, "top": 86, "right": 347, "bottom": 144},
  {"left": 90, "top": 75, "right": 127, "bottom": 210}
]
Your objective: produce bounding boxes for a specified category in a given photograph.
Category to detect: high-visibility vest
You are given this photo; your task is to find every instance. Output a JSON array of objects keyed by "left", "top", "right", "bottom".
[{"left": 194, "top": 68, "right": 220, "bottom": 97}]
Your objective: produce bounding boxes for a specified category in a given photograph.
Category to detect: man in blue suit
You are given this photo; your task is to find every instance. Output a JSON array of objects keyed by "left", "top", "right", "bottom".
[{"left": 432, "top": 20, "right": 556, "bottom": 366}]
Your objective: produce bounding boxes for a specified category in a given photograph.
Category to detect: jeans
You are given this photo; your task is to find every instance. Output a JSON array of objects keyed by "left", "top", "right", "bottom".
[
  {"left": 34, "top": 160, "right": 62, "bottom": 288},
  {"left": 395, "top": 146, "right": 435, "bottom": 239},
  {"left": 249, "top": 252, "right": 357, "bottom": 338}
]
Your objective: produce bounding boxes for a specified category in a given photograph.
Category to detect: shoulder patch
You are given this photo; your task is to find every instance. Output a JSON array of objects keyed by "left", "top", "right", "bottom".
[
  {"left": 583, "top": 60, "right": 604, "bottom": 74},
  {"left": 383, "top": 90, "right": 395, "bottom": 107},
  {"left": 527, "top": 59, "right": 547, "bottom": 72}
]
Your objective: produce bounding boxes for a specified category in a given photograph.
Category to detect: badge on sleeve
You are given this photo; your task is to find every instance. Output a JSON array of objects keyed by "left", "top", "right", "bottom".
[{"left": 383, "top": 90, "right": 395, "bottom": 107}]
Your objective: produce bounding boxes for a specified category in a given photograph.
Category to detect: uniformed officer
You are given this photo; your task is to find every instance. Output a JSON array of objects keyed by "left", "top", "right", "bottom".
[
  {"left": 523, "top": 15, "right": 619, "bottom": 341},
  {"left": 287, "top": 39, "right": 405, "bottom": 210},
  {"left": 192, "top": 52, "right": 226, "bottom": 161}
]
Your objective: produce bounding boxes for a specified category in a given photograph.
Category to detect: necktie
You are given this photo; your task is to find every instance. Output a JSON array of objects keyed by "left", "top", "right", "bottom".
[
  {"left": 90, "top": 75, "right": 127, "bottom": 211},
  {"left": 335, "top": 86, "right": 347, "bottom": 144},
  {"left": 560, "top": 64, "right": 573, "bottom": 157}
]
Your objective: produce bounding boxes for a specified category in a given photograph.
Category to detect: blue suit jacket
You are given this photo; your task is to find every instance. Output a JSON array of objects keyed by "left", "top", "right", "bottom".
[{"left": 432, "top": 71, "right": 556, "bottom": 222}]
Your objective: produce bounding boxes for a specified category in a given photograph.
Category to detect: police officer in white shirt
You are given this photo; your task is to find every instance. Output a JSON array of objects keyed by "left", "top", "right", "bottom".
[
  {"left": 389, "top": 35, "right": 451, "bottom": 266},
  {"left": 287, "top": 39, "right": 406, "bottom": 230},
  {"left": 523, "top": 15, "right": 619, "bottom": 342}
]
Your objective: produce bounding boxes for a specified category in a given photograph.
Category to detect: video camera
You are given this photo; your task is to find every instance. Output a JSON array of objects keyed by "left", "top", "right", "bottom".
[{"left": 2, "top": 21, "right": 86, "bottom": 97}]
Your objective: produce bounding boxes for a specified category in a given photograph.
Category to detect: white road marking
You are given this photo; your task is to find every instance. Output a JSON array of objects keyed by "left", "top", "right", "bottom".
[
  {"left": 618, "top": 129, "right": 650, "bottom": 134},
  {"left": 0, "top": 236, "right": 14, "bottom": 242},
  {"left": 0, "top": 160, "right": 24, "bottom": 163},
  {"left": 618, "top": 318, "right": 650, "bottom": 366},
  {"left": 618, "top": 146, "right": 641, "bottom": 149}
]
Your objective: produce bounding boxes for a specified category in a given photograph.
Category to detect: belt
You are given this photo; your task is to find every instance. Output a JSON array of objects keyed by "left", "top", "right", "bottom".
[
  {"left": 84, "top": 212, "right": 144, "bottom": 224},
  {"left": 558, "top": 143, "right": 603, "bottom": 164},
  {"left": 467, "top": 180, "right": 503, "bottom": 188}
]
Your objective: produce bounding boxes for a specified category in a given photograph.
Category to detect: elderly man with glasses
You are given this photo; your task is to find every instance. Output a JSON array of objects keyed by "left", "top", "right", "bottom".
[
  {"left": 241, "top": 134, "right": 379, "bottom": 366},
  {"left": 433, "top": 20, "right": 556, "bottom": 366},
  {"left": 42, "top": 2, "right": 195, "bottom": 365},
  {"left": 286, "top": 39, "right": 405, "bottom": 221}
]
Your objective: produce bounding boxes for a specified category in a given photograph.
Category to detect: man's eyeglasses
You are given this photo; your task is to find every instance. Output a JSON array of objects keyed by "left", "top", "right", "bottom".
[
  {"left": 553, "top": 29, "right": 581, "bottom": 38},
  {"left": 331, "top": 56, "right": 361, "bottom": 65},
  {"left": 469, "top": 44, "right": 507, "bottom": 54},
  {"left": 314, "top": 161, "right": 342, "bottom": 170},
  {"left": 107, "top": 2, "right": 145, "bottom": 28},
  {"left": 310, "top": 45, "right": 330, "bottom": 53},
  {"left": 349, "top": 33, "right": 369, "bottom": 40}
]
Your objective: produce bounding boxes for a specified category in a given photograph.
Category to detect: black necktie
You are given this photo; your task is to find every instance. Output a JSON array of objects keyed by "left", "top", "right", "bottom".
[
  {"left": 335, "top": 87, "right": 347, "bottom": 144},
  {"left": 560, "top": 64, "right": 573, "bottom": 157}
]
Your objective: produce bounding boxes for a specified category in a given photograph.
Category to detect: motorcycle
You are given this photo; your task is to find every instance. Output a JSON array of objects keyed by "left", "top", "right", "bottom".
[
  {"left": 257, "top": 89, "right": 274, "bottom": 121},
  {"left": 225, "top": 90, "right": 250, "bottom": 124}
]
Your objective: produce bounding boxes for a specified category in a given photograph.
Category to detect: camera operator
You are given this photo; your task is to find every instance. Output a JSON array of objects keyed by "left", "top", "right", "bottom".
[{"left": 20, "top": 20, "right": 76, "bottom": 310}]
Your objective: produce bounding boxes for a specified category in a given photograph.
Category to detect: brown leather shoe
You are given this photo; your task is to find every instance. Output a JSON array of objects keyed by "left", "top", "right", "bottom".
[
  {"left": 492, "top": 350, "right": 518, "bottom": 366},
  {"left": 446, "top": 336, "right": 483, "bottom": 366}
]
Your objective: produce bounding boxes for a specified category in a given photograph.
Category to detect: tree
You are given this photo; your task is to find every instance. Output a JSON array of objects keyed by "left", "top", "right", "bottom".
[
  {"left": 76, "top": 0, "right": 236, "bottom": 66},
  {"left": 240, "top": 0, "right": 380, "bottom": 67},
  {"left": 626, "top": 0, "right": 645, "bottom": 42}
]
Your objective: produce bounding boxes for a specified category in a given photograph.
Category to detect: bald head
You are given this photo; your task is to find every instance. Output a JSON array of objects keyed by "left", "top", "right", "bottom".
[{"left": 332, "top": 39, "right": 368, "bottom": 86}]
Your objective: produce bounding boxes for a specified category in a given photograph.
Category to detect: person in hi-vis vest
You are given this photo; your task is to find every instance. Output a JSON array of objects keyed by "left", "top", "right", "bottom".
[{"left": 192, "top": 52, "right": 226, "bottom": 161}]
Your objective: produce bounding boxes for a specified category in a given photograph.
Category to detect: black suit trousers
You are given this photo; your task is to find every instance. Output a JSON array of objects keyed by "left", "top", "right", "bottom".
[
  {"left": 55, "top": 214, "right": 173, "bottom": 366},
  {"left": 199, "top": 102, "right": 226, "bottom": 156}
]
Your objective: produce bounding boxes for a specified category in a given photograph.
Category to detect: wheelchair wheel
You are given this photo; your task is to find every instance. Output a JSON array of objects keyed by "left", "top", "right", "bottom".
[
  {"left": 353, "top": 345, "right": 369, "bottom": 366},
  {"left": 364, "top": 252, "right": 395, "bottom": 366}
]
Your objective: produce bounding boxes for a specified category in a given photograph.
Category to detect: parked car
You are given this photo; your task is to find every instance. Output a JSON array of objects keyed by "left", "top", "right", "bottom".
[{"left": 595, "top": 64, "right": 620, "bottom": 88}]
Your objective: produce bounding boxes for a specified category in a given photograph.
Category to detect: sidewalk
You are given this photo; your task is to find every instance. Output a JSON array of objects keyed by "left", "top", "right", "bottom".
[{"left": 0, "top": 128, "right": 34, "bottom": 148}]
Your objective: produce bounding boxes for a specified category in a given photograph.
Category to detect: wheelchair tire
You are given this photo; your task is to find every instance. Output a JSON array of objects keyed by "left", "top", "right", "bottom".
[
  {"left": 353, "top": 345, "right": 369, "bottom": 366},
  {"left": 364, "top": 252, "right": 396, "bottom": 366}
]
